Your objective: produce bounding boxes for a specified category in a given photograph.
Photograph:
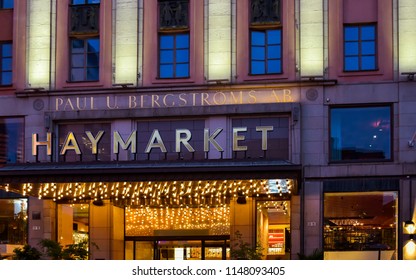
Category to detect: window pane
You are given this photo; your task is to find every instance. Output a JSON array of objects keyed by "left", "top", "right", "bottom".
[
  {"left": 362, "top": 41, "right": 375, "bottom": 55},
  {"left": 330, "top": 106, "right": 391, "bottom": 161},
  {"left": 344, "top": 26, "right": 358, "bottom": 41},
  {"left": 87, "top": 67, "right": 99, "bottom": 80},
  {"left": 361, "top": 56, "right": 376, "bottom": 70},
  {"left": 87, "top": 39, "right": 100, "bottom": 53},
  {"left": 176, "top": 49, "right": 189, "bottom": 63},
  {"left": 71, "top": 54, "right": 85, "bottom": 67},
  {"left": 2, "top": 44, "right": 12, "bottom": 57},
  {"left": 1, "top": 72, "right": 12, "bottom": 85},
  {"left": 345, "top": 42, "right": 359, "bottom": 56},
  {"left": 160, "top": 64, "right": 173, "bottom": 78},
  {"left": 176, "top": 34, "right": 189, "bottom": 49},
  {"left": 176, "top": 63, "right": 189, "bottom": 77},
  {"left": 268, "top": 45, "right": 281, "bottom": 59},
  {"left": 87, "top": 53, "right": 99, "bottom": 67},
  {"left": 324, "top": 192, "right": 397, "bottom": 260},
  {"left": 88, "top": 0, "right": 100, "bottom": 3},
  {"left": 160, "top": 35, "right": 174, "bottom": 49},
  {"left": 251, "top": 61, "right": 265, "bottom": 75},
  {"left": 267, "top": 59, "right": 281, "bottom": 74},
  {"left": 252, "top": 46, "right": 265, "bottom": 60},
  {"left": 160, "top": 50, "right": 173, "bottom": 63},
  {"left": 71, "top": 40, "right": 85, "bottom": 53},
  {"left": 267, "top": 30, "right": 281, "bottom": 44},
  {"left": 251, "top": 31, "right": 265, "bottom": 46},
  {"left": 2, "top": 58, "right": 12, "bottom": 71},
  {"left": 361, "top": 25, "right": 375, "bottom": 40},
  {"left": 71, "top": 69, "right": 84, "bottom": 81},
  {"left": 0, "top": 118, "right": 24, "bottom": 164},
  {"left": 344, "top": 57, "right": 359, "bottom": 71},
  {"left": 0, "top": 199, "right": 27, "bottom": 245},
  {"left": 2, "top": 0, "right": 13, "bottom": 9}
]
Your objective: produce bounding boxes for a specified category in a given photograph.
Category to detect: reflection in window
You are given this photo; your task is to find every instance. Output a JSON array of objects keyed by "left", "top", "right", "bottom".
[
  {"left": 0, "top": 42, "right": 12, "bottom": 85},
  {"left": 70, "top": 38, "right": 100, "bottom": 81},
  {"left": 330, "top": 106, "right": 391, "bottom": 161},
  {"left": 0, "top": 0, "right": 13, "bottom": 9},
  {"left": 256, "top": 200, "right": 290, "bottom": 259},
  {"left": 159, "top": 33, "right": 190, "bottom": 78},
  {"left": 0, "top": 198, "right": 27, "bottom": 245},
  {"left": 344, "top": 24, "right": 377, "bottom": 71},
  {"left": 0, "top": 117, "right": 24, "bottom": 164},
  {"left": 324, "top": 192, "right": 397, "bottom": 260},
  {"left": 250, "top": 29, "right": 282, "bottom": 75},
  {"left": 57, "top": 204, "right": 89, "bottom": 258},
  {"left": 58, "top": 123, "right": 111, "bottom": 162}
]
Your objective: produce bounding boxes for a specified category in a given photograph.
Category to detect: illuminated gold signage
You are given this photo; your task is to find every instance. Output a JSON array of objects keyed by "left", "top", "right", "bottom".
[
  {"left": 53, "top": 89, "right": 296, "bottom": 111},
  {"left": 32, "top": 126, "right": 275, "bottom": 157}
]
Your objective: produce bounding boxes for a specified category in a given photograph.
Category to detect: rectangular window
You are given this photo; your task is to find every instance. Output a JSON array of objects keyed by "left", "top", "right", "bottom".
[
  {"left": 71, "top": 0, "right": 100, "bottom": 4},
  {"left": 159, "top": 33, "right": 190, "bottom": 78},
  {"left": 330, "top": 106, "right": 391, "bottom": 161},
  {"left": 0, "top": 0, "right": 13, "bottom": 9},
  {"left": 324, "top": 192, "right": 397, "bottom": 260},
  {"left": 0, "top": 42, "right": 12, "bottom": 86},
  {"left": 0, "top": 198, "right": 28, "bottom": 245},
  {"left": 344, "top": 24, "right": 377, "bottom": 71},
  {"left": 69, "top": 38, "right": 100, "bottom": 82},
  {"left": 250, "top": 29, "right": 282, "bottom": 75},
  {"left": 0, "top": 117, "right": 24, "bottom": 164}
]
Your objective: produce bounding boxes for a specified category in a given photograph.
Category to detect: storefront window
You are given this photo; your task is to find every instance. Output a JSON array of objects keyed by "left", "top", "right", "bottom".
[
  {"left": 0, "top": 117, "right": 24, "bottom": 164},
  {"left": 324, "top": 192, "right": 398, "bottom": 260},
  {"left": 330, "top": 106, "right": 391, "bottom": 161},
  {"left": 57, "top": 203, "right": 89, "bottom": 256},
  {"left": 0, "top": 198, "right": 27, "bottom": 245},
  {"left": 256, "top": 200, "right": 291, "bottom": 259}
]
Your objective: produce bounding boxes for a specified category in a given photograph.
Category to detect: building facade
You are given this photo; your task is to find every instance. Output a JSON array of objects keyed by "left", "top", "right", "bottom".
[{"left": 0, "top": 0, "right": 415, "bottom": 260}]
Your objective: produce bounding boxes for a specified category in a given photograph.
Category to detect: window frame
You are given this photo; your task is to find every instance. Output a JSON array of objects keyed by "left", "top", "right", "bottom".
[
  {"left": 343, "top": 23, "right": 378, "bottom": 72},
  {"left": 329, "top": 104, "right": 393, "bottom": 163},
  {"left": 158, "top": 32, "right": 190, "bottom": 79},
  {"left": 249, "top": 28, "right": 282, "bottom": 75},
  {"left": 69, "top": 37, "right": 100, "bottom": 82},
  {"left": 0, "top": 41, "right": 12, "bottom": 86},
  {"left": 71, "top": 0, "right": 100, "bottom": 5}
]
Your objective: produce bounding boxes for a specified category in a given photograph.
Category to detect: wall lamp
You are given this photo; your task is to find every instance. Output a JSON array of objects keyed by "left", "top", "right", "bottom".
[{"left": 404, "top": 221, "right": 415, "bottom": 240}]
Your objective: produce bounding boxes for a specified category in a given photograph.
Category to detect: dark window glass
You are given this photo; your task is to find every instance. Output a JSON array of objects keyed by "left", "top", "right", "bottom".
[
  {"left": 70, "top": 38, "right": 99, "bottom": 82},
  {"left": 0, "top": 42, "right": 12, "bottom": 85},
  {"left": 159, "top": 33, "right": 190, "bottom": 78},
  {"left": 324, "top": 192, "right": 397, "bottom": 259},
  {"left": 250, "top": 29, "right": 282, "bottom": 75},
  {"left": 72, "top": 0, "right": 100, "bottom": 4},
  {"left": 344, "top": 24, "right": 377, "bottom": 71},
  {"left": 0, "top": 0, "right": 13, "bottom": 9},
  {"left": 0, "top": 198, "right": 28, "bottom": 245},
  {"left": 0, "top": 118, "right": 24, "bottom": 164},
  {"left": 330, "top": 106, "right": 391, "bottom": 161}
]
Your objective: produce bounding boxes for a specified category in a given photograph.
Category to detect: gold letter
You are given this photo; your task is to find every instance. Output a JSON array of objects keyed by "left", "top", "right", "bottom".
[
  {"left": 64, "top": 98, "right": 75, "bottom": 111},
  {"left": 204, "top": 128, "right": 223, "bottom": 152},
  {"left": 179, "top": 93, "right": 187, "bottom": 106},
  {"left": 76, "top": 97, "right": 87, "bottom": 110},
  {"left": 107, "top": 96, "right": 119, "bottom": 109},
  {"left": 151, "top": 95, "right": 161, "bottom": 108},
  {"left": 32, "top": 133, "right": 52, "bottom": 156},
  {"left": 233, "top": 127, "right": 247, "bottom": 151},
  {"left": 230, "top": 91, "right": 243, "bottom": 104},
  {"left": 201, "top": 92, "right": 211, "bottom": 106},
  {"left": 60, "top": 132, "right": 81, "bottom": 155},
  {"left": 256, "top": 126, "right": 274, "bottom": 151},
  {"left": 129, "top": 96, "right": 137, "bottom": 109},
  {"left": 145, "top": 129, "right": 167, "bottom": 153},
  {"left": 55, "top": 98, "right": 63, "bottom": 111},
  {"left": 213, "top": 92, "right": 227, "bottom": 105},
  {"left": 113, "top": 131, "right": 137, "bottom": 154},
  {"left": 163, "top": 94, "right": 175, "bottom": 107},
  {"left": 284, "top": 89, "right": 293, "bottom": 102},
  {"left": 85, "top": 131, "right": 105, "bottom": 154},
  {"left": 248, "top": 91, "right": 257, "bottom": 104},
  {"left": 175, "top": 129, "right": 195, "bottom": 153}
]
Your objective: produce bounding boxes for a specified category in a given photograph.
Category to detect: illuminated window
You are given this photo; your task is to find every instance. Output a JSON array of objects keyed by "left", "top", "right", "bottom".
[
  {"left": 344, "top": 24, "right": 377, "bottom": 71},
  {"left": 0, "top": 42, "right": 12, "bottom": 86},
  {"left": 330, "top": 106, "right": 391, "bottom": 161},
  {"left": 0, "top": 117, "right": 24, "bottom": 164},
  {"left": 69, "top": 38, "right": 100, "bottom": 82},
  {"left": 158, "top": 0, "right": 190, "bottom": 79},
  {"left": 0, "top": 0, "right": 13, "bottom": 9},
  {"left": 250, "top": 30, "right": 282, "bottom": 75}
]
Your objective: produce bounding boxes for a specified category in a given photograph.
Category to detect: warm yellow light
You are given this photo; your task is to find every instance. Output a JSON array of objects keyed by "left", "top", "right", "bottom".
[
  {"left": 404, "top": 221, "right": 415, "bottom": 234},
  {"left": 28, "top": 0, "right": 51, "bottom": 88},
  {"left": 399, "top": 1, "right": 416, "bottom": 73},
  {"left": 114, "top": 0, "right": 139, "bottom": 84},
  {"left": 207, "top": 0, "right": 231, "bottom": 80},
  {"left": 300, "top": 0, "right": 324, "bottom": 76}
]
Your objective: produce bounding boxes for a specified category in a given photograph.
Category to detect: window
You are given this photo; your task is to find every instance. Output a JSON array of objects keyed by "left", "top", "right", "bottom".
[
  {"left": 158, "top": 0, "right": 190, "bottom": 79},
  {"left": 330, "top": 106, "right": 391, "bottom": 161},
  {"left": 344, "top": 24, "right": 377, "bottom": 71},
  {"left": 69, "top": 38, "right": 99, "bottom": 82},
  {"left": 0, "top": 42, "right": 12, "bottom": 86},
  {"left": 0, "top": 0, "right": 13, "bottom": 9},
  {"left": 0, "top": 118, "right": 24, "bottom": 164},
  {"left": 159, "top": 33, "right": 190, "bottom": 78},
  {"left": 324, "top": 192, "right": 397, "bottom": 260},
  {"left": 71, "top": 0, "right": 100, "bottom": 4},
  {"left": 250, "top": 29, "right": 282, "bottom": 75},
  {"left": 0, "top": 198, "right": 27, "bottom": 245}
]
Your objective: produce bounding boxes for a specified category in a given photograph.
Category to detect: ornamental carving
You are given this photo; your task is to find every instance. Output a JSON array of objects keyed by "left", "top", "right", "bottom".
[
  {"left": 69, "top": 4, "right": 100, "bottom": 35},
  {"left": 159, "top": 0, "right": 189, "bottom": 29},
  {"left": 250, "top": 0, "right": 281, "bottom": 24}
]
